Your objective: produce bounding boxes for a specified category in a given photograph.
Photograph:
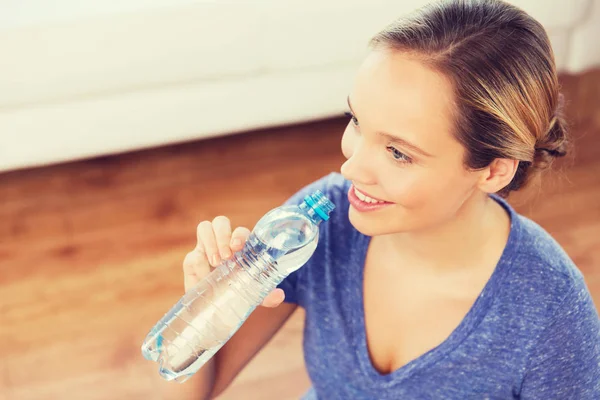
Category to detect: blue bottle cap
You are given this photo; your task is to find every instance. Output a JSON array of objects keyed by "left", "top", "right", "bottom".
[{"left": 303, "top": 190, "right": 335, "bottom": 221}]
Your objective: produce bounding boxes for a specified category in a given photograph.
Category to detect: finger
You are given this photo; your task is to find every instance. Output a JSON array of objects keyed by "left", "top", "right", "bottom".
[
  {"left": 183, "top": 249, "right": 208, "bottom": 291},
  {"left": 261, "top": 288, "right": 285, "bottom": 308},
  {"left": 196, "top": 221, "right": 220, "bottom": 267},
  {"left": 212, "top": 216, "right": 233, "bottom": 260},
  {"left": 230, "top": 226, "right": 251, "bottom": 252},
  {"left": 184, "top": 247, "right": 209, "bottom": 278},
  {"left": 184, "top": 272, "right": 198, "bottom": 293}
]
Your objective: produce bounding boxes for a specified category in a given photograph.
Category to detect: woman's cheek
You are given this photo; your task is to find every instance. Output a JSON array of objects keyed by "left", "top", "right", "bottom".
[{"left": 382, "top": 169, "right": 428, "bottom": 208}]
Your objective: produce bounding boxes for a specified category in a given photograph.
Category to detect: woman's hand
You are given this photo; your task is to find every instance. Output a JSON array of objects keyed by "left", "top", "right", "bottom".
[{"left": 183, "top": 216, "right": 285, "bottom": 307}]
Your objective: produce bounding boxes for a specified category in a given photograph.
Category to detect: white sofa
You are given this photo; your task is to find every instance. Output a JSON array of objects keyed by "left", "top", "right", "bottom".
[{"left": 1, "top": 0, "right": 598, "bottom": 173}]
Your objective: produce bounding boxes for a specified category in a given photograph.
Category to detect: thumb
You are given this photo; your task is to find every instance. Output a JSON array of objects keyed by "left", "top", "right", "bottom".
[{"left": 261, "top": 288, "right": 285, "bottom": 308}]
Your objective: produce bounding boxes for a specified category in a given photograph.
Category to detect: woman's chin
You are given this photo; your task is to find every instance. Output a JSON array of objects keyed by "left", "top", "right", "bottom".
[{"left": 348, "top": 207, "right": 399, "bottom": 237}]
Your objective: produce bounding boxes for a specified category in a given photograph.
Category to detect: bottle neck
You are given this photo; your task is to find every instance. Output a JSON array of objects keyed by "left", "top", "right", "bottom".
[{"left": 299, "top": 202, "right": 323, "bottom": 225}]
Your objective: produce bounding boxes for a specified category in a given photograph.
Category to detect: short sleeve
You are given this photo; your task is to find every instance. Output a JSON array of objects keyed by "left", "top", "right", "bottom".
[
  {"left": 520, "top": 278, "right": 600, "bottom": 399},
  {"left": 276, "top": 173, "right": 343, "bottom": 307}
]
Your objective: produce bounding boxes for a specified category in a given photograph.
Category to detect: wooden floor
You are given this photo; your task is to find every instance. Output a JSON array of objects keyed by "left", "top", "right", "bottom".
[{"left": 1, "top": 69, "right": 599, "bottom": 400}]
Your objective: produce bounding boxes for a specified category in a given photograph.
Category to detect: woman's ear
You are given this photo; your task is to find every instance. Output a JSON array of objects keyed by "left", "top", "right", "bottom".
[{"left": 477, "top": 158, "right": 519, "bottom": 194}]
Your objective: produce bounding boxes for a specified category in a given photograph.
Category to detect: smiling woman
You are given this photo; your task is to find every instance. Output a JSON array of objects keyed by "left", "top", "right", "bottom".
[
  {"left": 280, "top": 1, "right": 598, "bottom": 398},
  {"left": 170, "top": 1, "right": 600, "bottom": 399}
]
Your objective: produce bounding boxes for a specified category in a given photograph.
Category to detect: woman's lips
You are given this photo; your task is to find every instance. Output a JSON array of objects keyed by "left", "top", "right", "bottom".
[{"left": 348, "top": 185, "right": 394, "bottom": 212}]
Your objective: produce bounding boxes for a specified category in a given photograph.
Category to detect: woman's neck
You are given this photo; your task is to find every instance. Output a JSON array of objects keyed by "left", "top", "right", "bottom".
[{"left": 379, "top": 192, "right": 511, "bottom": 276}]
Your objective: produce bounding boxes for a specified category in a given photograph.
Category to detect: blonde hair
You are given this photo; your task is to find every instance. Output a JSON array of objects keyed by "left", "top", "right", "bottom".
[{"left": 370, "top": 0, "right": 568, "bottom": 196}]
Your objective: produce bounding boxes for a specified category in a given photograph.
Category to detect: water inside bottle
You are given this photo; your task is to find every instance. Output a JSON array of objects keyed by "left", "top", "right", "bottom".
[{"left": 141, "top": 295, "right": 240, "bottom": 382}]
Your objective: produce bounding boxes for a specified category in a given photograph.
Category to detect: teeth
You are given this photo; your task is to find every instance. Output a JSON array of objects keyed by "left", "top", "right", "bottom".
[
  {"left": 354, "top": 187, "right": 366, "bottom": 201},
  {"left": 354, "top": 187, "right": 383, "bottom": 204}
]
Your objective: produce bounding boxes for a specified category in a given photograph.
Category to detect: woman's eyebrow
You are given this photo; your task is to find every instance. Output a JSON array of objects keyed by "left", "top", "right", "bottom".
[{"left": 346, "top": 96, "right": 434, "bottom": 158}]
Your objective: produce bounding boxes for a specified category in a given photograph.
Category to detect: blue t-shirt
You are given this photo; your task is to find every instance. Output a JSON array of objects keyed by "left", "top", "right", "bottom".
[{"left": 277, "top": 172, "right": 600, "bottom": 400}]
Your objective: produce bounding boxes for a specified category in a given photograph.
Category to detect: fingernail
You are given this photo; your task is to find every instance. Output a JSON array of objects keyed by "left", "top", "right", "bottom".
[
  {"left": 231, "top": 238, "right": 242, "bottom": 248},
  {"left": 212, "top": 254, "right": 220, "bottom": 266},
  {"left": 220, "top": 247, "right": 232, "bottom": 259}
]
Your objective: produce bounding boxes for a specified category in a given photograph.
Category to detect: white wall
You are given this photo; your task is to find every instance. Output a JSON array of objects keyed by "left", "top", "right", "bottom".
[{"left": 1, "top": 0, "right": 598, "bottom": 173}]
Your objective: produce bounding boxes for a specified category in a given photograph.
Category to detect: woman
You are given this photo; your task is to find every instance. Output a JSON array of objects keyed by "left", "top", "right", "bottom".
[{"left": 168, "top": 0, "right": 600, "bottom": 398}]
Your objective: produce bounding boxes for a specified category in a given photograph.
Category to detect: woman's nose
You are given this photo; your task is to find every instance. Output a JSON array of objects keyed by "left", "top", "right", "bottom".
[{"left": 340, "top": 145, "right": 376, "bottom": 186}]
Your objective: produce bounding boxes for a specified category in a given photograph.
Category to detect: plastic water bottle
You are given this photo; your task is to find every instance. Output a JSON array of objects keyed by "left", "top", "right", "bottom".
[{"left": 141, "top": 190, "right": 335, "bottom": 382}]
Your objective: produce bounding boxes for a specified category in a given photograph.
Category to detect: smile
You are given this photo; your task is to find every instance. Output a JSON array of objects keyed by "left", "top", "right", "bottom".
[{"left": 348, "top": 185, "right": 394, "bottom": 212}]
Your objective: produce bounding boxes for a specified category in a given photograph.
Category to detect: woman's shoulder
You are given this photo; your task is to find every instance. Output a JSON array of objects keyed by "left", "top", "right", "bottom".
[
  {"left": 513, "top": 208, "right": 582, "bottom": 285},
  {"left": 493, "top": 194, "right": 591, "bottom": 318}
]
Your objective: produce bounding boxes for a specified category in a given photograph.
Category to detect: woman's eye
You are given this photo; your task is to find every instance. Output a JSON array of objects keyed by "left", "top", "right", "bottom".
[
  {"left": 344, "top": 112, "right": 359, "bottom": 127},
  {"left": 387, "top": 146, "right": 412, "bottom": 164}
]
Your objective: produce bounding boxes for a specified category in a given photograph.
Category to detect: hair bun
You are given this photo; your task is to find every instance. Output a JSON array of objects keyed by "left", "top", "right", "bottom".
[{"left": 533, "top": 113, "right": 568, "bottom": 170}]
